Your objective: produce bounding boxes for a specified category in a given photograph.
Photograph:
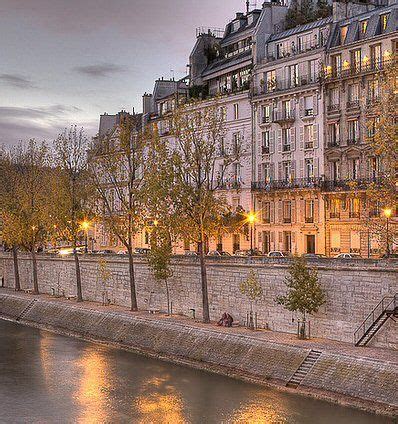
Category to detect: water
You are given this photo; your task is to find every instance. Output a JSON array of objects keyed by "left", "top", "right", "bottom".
[{"left": 0, "top": 320, "right": 393, "bottom": 424}]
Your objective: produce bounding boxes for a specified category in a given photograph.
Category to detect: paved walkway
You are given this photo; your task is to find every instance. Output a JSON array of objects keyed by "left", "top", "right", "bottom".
[{"left": 1, "top": 287, "right": 397, "bottom": 365}]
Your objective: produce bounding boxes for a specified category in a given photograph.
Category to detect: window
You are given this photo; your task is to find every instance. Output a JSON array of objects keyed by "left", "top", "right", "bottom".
[
  {"left": 282, "top": 128, "right": 291, "bottom": 152},
  {"left": 282, "top": 100, "right": 291, "bottom": 117},
  {"left": 232, "top": 197, "right": 240, "bottom": 211},
  {"left": 262, "top": 105, "right": 271, "bottom": 123},
  {"left": 282, "top": 161, "right": 292, "bottom": 181},
  {"left": 283, "top": 201, "right": 292, "bottom": 223},
  {"left": 308, "top": 59, "right": 317, "bottom": 81},
  {"left": 348, "top": 83, "right": 359, "bottom": 105},
  {"left": 367, "top": 117, "right": 380, "bottom": 139},
  {"left": 330, "top": 199, "right": 341, "bottom": 219},
  {"left": 328, "top": 123, "right": 340, "bottom": 146},
  {"left": 263, "top": 162, "right": 271, "bottom": 182},
  {"left": 232, "top": 132, "right": 240, "bottom": 155},
  {"left": 360, "top": 20, "right": 368, "bottom": 36},
  {"left": 369, "top": 157, "right": 380, "bottom": 180},
  {"left": 218, "top": 137, "right": 225, "bottom": 156},
  {"left": 305, "top": 200, "right": 314, "bottom": 223},
  {"left": 298, "top": 33, "right": 312, "bottom": 52},
  {"left": 283, "top": 231, "right": 292, "bottom": 252},
  {"left": 350, "top": 158, "right": 360, "bottom": 179},
  {"left": 262, "top": 201, "right": 271, "bottom": 223},
  {"left": 368, "top": 79, "right": 380, "bottom": 102},
  {"left": 262, "top": 131, "right": 270, "bottom": 154},
  {"left": 380, "top": 13, "right": 390, "bottom": 32},
  {"left": 305, "top": 158, "right": 314, "bottom": 179},
  {"left": 349, "top": 198, "right": 360, "bottom": 219},
  {"left": 351, "top": 49, "right": 362, "bottom": 72},
  {"left": 304, "top": 124, "right": 314, "bottom": 149},
  {"left": 266, "top": 70, "right": 276, "bottom": 91},
  {"left": 371, "top": 44, "right": 382, "bottom": 67},
  {"left": 233, "top": 163, "right": 241, "bottom": 184},
  {"left": 331, "top": 54, "right": 342, "bottom": 76},
  {"left": 340, "top": 26, "right": 348, "bottom": 44},
  {"left": 233, "top": 103, "right": 239, "bottom": 120},
  {"left": 348, "top": 120, "right": 360, "bottom": 144},
  {"left": 288, "top": 64, "right": 299, "bottom": 87},
  {"left": 304, "top": 96, "right": 313, "bottom": 116},
  {"left": 331, "top": 161, "right": 340, "bottom": 181}
]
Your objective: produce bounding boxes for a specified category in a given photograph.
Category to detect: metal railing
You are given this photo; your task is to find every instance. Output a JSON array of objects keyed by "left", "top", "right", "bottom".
[
  {"left": 354, "top": 294, "right": 397, "bottom": 345},
  {"left": 252, "top": 177, "right": 323, "bottom": 191},
  {"left": 327, "top": 104, "right": 340, "bottom": 113},
  {"left": 273, "top": 110, "right": 296, "bottom": 122},
  {"left": 321, "top": 178, "right": 383, "bottom": 192},
  {"left": 257, "top": 74, "right": 319, "bottom": 95},
  {"left": 267, "top": 40, "right": 324, "bottom": 62},
  {"left": 325, "top": 58, "right": 394, "bottom": 81}
]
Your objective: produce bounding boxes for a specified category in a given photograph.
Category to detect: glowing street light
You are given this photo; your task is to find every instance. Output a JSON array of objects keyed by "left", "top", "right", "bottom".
[
  {"left": 80, "top": 219, "right": 91, "bottom": 253},
  {"left": 245, "top": 212, "right": 258, "bottom": 256}
]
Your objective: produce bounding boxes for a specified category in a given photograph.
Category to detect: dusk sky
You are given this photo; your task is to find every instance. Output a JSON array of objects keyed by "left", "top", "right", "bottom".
[{"left": 0, "top": 0, "right": 245, "bottom": 144}]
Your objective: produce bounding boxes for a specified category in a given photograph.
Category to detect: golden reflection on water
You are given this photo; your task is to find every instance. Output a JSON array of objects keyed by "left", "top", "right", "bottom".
[
  {"left": 230, "top": 392, "right": 288, "bottom": 424},
  {"left": 75, "top": 348, "right": 111, "bottom": 424},
  {"left": 135, "top": 374, "right": 186, "bottom": 424},
  {"left": 39, "top": 331, "right": 54, "bottom": 384}
]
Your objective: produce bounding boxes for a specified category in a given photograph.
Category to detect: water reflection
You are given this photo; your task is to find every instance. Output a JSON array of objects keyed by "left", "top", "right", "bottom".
[
  {"left": 0, "top": 320, "right": 393, "bottom": 424},
  {"left": 135, "top": 375, "right": 186, "bottom": 423},
  {"left": 75, "top": 347, "right": 111, "bottom": 424}
]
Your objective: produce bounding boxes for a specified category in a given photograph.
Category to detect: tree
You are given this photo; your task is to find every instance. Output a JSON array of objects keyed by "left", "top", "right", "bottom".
[
  {"left": 363, "top": 59, "right": 398, "bottom": 255},
  {"left": 277, "top": 256, "right": 325, "bottom": 338},
  {"left": 97, "top": 258, "right": 112, "bottom": 305},
  {"left": 148, "top": 226, "right": 174, "bottom": 315},
  {"left": 170, "top": 100, "right": 242, "bottom": 323},
  {"left": 89, "top": 114, "right": 145, "bottom": 311},
  {"left": 0, "top": 141, "right": 51, "bottom": 294},
  {"left": 53, "top": 126, "right": 91, "bottom": 302},
  {"left": 240, "top": 270, "right": 263, "bottom": 330}
]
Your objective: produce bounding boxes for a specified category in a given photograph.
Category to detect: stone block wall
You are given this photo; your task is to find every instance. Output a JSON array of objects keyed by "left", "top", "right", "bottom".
[{"left": 0, "top": 254, "right": 397, "bottom": 349}]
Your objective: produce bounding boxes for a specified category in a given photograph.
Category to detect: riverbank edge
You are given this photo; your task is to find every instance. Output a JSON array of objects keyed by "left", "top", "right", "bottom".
[{"left": 0, "top": 295, "right": 396, "bottom": 419}]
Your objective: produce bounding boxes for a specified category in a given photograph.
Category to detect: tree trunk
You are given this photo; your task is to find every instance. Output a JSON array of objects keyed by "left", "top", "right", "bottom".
[
  {"left": 165, "top": 279, "right": 170, "bottom": 315},
  {"left": 74, "top": 250, "right": 83, "bottom": 302},
  {"left": 198, "top": 240, "right": 210, "bottom": 323},
  {"left": 12, "top": 246, "right": 21, "bottom": 291},
  {"left": 128, "top": 252, "right": 138, "bottom": 311},
  {"left": 31, "top": 248, "right": 39, "bottom": 294}
]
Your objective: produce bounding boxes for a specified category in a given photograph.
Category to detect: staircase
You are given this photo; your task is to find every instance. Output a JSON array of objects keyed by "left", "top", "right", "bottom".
[
  {"left": 16, "top": 299, "right": 37, "bottom": 321},
  {"left": 354, "top": 294, "right": 398, "bottom": 347},
  {"left": 287, "top": 350, "right": 322, "bottom": 388}
]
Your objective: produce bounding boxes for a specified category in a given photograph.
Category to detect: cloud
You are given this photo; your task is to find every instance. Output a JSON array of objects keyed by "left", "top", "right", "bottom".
[
  {"left": 0, "top": 74, "right": 36, "bottom": 89},
  {"left": 0, "top": 105, "right": 96, "bottom": 145},
  {"left": 74, "top": 63, "right": 126, "bottom": 78}
]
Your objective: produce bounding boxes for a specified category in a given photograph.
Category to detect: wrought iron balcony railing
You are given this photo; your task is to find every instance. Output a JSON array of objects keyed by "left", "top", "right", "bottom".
[
  {"left": 273, "top": 110, "right": 296, "bottom": 123},
  {"left": 252, "top": 177, "right": 323, "bottom": 191},
  {"left": 324, "top": 58, "right": 394, "bottom": 81},
  {"left": 322, "top": 178, "right": 383, "bottom": 192},
  {"left": 347, "top": 100, "right": 360, "bottom": 110},
  {"left": 256, "top": 74, "right": 319, "bottom": 96},
  {"left": 327, "top": 104, "right": 340, "bottom": 113}
]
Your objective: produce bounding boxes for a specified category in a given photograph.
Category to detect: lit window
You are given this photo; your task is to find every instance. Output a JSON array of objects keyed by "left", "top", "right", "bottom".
[
  {"left": 233, "top": 103, "right": 239, "bottom": 120},
  {"left": 380, "top": 13, "right": 389, "bottom": 32},
  {"left": 340, "top": 26, "right": 348, "bottom": 44},
  {"left": 360, "top": 20, "right": 368, "bottom": 35}
]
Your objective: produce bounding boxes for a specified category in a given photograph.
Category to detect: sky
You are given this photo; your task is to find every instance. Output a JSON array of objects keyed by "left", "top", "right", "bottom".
[{"left": 0, "top": 0, "right": 246, "bottom": 145}]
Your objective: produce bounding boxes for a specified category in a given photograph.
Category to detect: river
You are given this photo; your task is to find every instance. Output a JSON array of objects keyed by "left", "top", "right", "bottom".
[{"left": 0, "top": 319, "right": 393, "bottom": 423}]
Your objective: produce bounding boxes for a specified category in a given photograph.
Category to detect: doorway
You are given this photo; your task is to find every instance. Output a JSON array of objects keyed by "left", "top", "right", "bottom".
[{"left": 306, "top": 235, "right": 316, "bottom": 254}]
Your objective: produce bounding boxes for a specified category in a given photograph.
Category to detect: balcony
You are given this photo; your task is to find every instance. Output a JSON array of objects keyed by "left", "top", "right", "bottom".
[
  {"left": 347, "top": 138, "right": 360, "bottom": 146},
  {"left": 273, "top": 110, "right": 295, "bottom": 124},
  {"left": 346, "top": 100, "right": 360, "bottom": 110},
  {"left": 217, "top": 180, "right": 241, "bottom": 190},
  {"left": 261, "top": 146, "right": 270, "bottom": 155},
  {"left": 261, "top": 116, "right": 272, "bottom": 125},
  {"left": 322, "top": 178, "right": 382, "bottom": 192},
  {"left": 330, "top": 212, "right": 340, "bottom": 219},
  {"left": 283, "top": 217, "right": 292, "bottom": 224},
  {"left": 366, "top": 96, "right": 381, "bottom": 108},
  {"left": 305, "top": 217, "right": 314, "bottom": 224},
  {"left": 304, "top": 142, "right": 314, "bottom": 150},
  {"left": 324, "top": 58, "right": 394, "bottom": 81},
  {"left": 369, "top": 209, "right": 381, "bottom": 218},
  {"left": 327, "top": 104, "right": 340, "bottom": 114},
  {"left": 282, "top": 144, "right": 291, "bottom": 153},
  {"left": 256, "top": 74, "right": 319, "bottom": 96},
  {"left": 252, "top": 177, "right": 323, "bottom": 191},
  {"left": 267, "top": 40, "right": 324, "bottom": 62},
  {"left": 327, "top": 141, "right": 340, "bottom": 148},
  {"left": 349, "top": 212, "right": 360, "bottom": 219}
]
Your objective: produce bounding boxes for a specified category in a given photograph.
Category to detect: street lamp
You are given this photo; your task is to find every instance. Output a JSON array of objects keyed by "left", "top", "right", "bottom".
[
  {"left": 80, "top": 220, "right": 91, "bottom": 254},
  {"left": 383, "top": 208, "right": 392, "bottom": 257},
  {"left": 246, "top": 212, "right": 257, "bottom": 256}
]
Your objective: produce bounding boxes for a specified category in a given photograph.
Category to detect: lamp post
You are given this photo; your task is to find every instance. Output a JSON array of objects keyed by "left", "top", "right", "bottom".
[
  {"left": 80, "top": 220, "right": 91, "bottom": 254},
  {"left": 246, "top": 212, "right": 257, "bottom": 256},
  {"left": 383, "top": 208, "right": 392, "bottom": 257}
]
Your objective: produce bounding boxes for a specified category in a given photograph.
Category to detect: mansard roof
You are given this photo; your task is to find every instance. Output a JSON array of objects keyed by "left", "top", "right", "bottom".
[
  {"left": 269, "top": 16, "right": 333, "bottom": 42},
  {"left": 201, "top": 49, "right": 252, "bottom": 78},
  {"left": 328, "top": 3, "right": 398, "bottom": 49}
]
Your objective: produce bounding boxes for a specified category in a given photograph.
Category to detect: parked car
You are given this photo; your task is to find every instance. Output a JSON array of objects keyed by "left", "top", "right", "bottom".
[
  {"left": 267, "top": 251, "right": 291, "bottom": 258},
  {"left": 234, "top": 249, "right": 263, "bottom": 257},
  {"left": 380, "top": 253, "right": 398, "bottom": 259},
  {"left": 302, "top": 253, "right": 327, "bottom": 259},
  {"left": 117, "top": 250, "right": 129, "bottom": 255},
  {"left": 335, "top": 253, "right": 362, "bottom": 259},
  {"left": 94, "top": 249, "right": 116, "bottom": 255},
  {"left": 134, "top": 248, "right": 151, "bottom": 255},
  {"left": 184, "top": 250, "right": 198, "bottom": 256},
  {"left": 207, "top": 250, "right": 231, "bottom": 257}
]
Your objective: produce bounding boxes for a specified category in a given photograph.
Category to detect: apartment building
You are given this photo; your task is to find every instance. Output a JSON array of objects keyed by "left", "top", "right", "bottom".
[
  {"left": 251, "top": 17, "right": 332, "bottom": 255},
  {"left": 322, "top": 2, "right": 398, "bottom": 257}
]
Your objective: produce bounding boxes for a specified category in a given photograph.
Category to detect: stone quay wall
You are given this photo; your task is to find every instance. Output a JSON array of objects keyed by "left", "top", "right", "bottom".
[
  {"left": 0, "top": 293, "right": 397, "bottom": 416},
  {"left": 0, "top": 253, "right": 397, "bottom": 349}
]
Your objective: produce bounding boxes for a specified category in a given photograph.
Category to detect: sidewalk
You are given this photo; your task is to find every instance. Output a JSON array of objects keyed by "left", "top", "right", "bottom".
[{"left": 1, "top": 287, "right": 397, "bottom": 365}]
